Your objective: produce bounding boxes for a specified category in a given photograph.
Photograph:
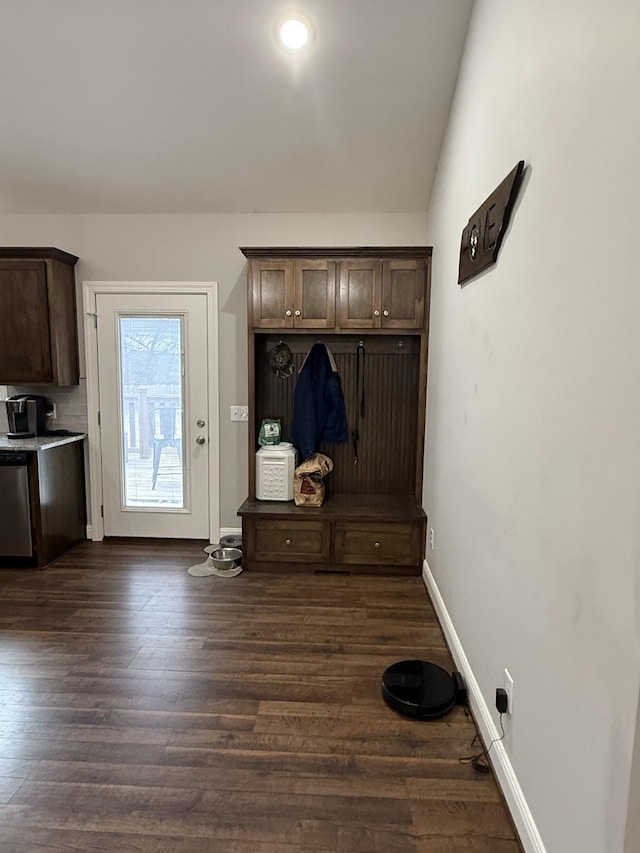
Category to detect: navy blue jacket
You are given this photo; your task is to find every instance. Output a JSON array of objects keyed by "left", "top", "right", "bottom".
[{"left": 292, "top": 343, "right": 348, "bottom": 460}]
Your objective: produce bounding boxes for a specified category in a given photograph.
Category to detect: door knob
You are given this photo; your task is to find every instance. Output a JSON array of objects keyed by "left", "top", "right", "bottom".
[
  {"left": 196, "top": 419, "right": 205, "bottom": 428},
  {"left": 195, "top": 435, "right": 206, "bottom": 445}
]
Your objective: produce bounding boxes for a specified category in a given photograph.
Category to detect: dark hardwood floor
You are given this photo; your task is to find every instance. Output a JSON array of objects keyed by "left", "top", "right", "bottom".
[{"left": 0, "top": 539, "right": 523, "bottom": 852}]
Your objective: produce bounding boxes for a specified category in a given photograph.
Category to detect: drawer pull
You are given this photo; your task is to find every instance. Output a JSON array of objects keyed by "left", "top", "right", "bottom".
[
  {"left": 374, "top": 541, "right": 381, "bottom": 548},
  {"left": 285, "top": 538, "right": 292, "bottom": 546}
]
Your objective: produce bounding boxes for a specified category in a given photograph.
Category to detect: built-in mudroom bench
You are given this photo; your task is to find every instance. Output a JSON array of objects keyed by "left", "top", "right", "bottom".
[{"left": 237, "top": 246, "right": 432, "bottom": 575}]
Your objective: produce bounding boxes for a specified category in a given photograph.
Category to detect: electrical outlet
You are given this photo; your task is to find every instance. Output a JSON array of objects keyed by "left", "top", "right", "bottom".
[
  {"left": 230, "top": 405, "right": 249, "bottom": 422},
  {"left": 503, "top": 668, "right": 514, "bottom": 714},
  {"left": 429, "top": 527, "right": 435, "bottom": 549}
]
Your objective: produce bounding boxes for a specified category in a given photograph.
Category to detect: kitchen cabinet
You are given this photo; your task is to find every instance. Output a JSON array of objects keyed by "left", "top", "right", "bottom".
[
  {"left": 239, "top": 246, "right": 432, "bottom": 576},
  {"left": 0, "top": 435, "right": 86, "bottom": 568},
  {"left": 0, "top": 247, "right": 79, "bottom": 385}
]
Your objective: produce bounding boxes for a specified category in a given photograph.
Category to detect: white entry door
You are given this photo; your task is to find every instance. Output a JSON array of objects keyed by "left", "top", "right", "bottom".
[{"left": 94, "top": 290, "right": 213, "bottom": 538}]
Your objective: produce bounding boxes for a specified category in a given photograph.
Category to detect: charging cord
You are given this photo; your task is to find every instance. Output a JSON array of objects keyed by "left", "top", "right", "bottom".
[{"left": 460, "top": 713, "right": 505, "bottom": 773}]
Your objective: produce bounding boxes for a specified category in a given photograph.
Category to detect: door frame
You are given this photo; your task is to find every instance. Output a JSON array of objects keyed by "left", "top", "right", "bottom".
[{"left": 83, "top": 281, "right": 220, "bottom": 543}]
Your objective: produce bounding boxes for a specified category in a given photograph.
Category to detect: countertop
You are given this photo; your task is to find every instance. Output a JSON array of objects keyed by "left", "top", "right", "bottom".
[{"left": 0, "top": 434, "right": 87, "bottom": 452}]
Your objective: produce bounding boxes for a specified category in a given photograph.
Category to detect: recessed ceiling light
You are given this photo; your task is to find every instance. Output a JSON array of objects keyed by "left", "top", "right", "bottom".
[{"left": 278, "top": 15, "right": 311, "bottom": 51}]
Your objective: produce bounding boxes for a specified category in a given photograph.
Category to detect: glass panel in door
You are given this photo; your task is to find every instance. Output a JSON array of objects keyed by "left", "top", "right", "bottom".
[{"left": 119, "top": 315, "right": 185, "bottom": 509}]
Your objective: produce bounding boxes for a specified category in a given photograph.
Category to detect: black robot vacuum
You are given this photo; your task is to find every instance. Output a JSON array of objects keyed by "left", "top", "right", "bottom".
[{"left": 381, "top": 659, "right": 467, "bottom": 719}]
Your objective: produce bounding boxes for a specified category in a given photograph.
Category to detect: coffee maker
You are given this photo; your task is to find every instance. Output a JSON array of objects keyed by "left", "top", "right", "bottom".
[{"left": 5, "top": 395, "right": 53, "bottom": 439}]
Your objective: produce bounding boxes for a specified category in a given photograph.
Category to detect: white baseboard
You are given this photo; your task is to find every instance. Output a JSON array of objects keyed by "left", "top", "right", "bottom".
[
  {"left": 220, "top": 526, "right": 242, "bottom": 539},
  {"left": 422, "top": 560, "right": 546, "bottom": 853}
]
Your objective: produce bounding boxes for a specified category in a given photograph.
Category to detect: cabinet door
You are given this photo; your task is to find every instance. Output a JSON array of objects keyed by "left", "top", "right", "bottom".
[
  {"left": 338, "top": 260, "right": 382, "bottom": 329},
  {"left": 250, "top": 260, "right": 294, "bottom": 328},
  {"left": 34, "top": 441, "right": 86, "bottom": 567},
  {"left": 381, "top": 260, "right": 426, "bottom": 329},
  {"left": 0, "top": 261, "right": 53, "bottom": 383},
  {"left": 293, "top": 260, "right": 336, "bottom": 328}
]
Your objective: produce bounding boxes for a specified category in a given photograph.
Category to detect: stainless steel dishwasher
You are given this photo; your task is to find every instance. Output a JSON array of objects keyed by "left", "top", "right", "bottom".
[{"left": 0, "top": 452, "right": 33, "bottom": 557}]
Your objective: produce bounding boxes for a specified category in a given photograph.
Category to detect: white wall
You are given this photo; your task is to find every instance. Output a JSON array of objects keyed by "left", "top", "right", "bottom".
[
  {"left": 423, "top": 1, "right": 640, "bottom": 851},
  {"left": 0, "top": 213, "right": 427, "bottom": 528}
]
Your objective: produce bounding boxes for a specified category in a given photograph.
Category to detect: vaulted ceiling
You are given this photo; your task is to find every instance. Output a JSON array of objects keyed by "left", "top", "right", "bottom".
[{"left": 0, "top": 0, "right": 473, "bottom": 214}]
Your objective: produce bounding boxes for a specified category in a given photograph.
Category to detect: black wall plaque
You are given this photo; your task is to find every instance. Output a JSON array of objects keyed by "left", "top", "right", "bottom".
[{"left": 458, "top": 160, "right": 525, "bottom": 285}]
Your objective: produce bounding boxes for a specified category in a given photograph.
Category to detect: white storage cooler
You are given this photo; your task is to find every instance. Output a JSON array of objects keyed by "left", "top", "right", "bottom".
[{"left": 256, "top": 442, "right": 297, "bottom": 501}]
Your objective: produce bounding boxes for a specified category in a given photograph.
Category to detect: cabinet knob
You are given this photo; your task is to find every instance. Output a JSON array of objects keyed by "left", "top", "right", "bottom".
[
  {"left": 195, "top": 435, "right": 206, "bottom": 445},
  {"left": 374, "top": 541, "right": 381, "bottom": 548},
  {"left": 373, "top": 310, "right": 380, "bottom": 317},
  {"left": 285, "top": 538, "right": 292, "bottom": 546},
  {"left": 383, "top": 310, "right": 390, "bottom": 317},
  {"left": 294, "top": 309, "right": 301, "bottom": 316},
  {"left": 196, "top": 419, "right": 205, "bottom": 428},
  {"left": 285, "top": 309, "right": 292, "bottom": 317}
]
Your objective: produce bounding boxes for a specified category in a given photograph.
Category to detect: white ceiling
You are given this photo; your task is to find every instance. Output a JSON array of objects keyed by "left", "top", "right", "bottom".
[{"left": 0, "top": 0, "right": 473, "bottom": 214}]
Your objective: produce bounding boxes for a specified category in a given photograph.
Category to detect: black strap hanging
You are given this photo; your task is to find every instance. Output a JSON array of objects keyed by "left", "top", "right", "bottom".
[{"left": 351, "top": 341, "right": 366, "bottom": 465}]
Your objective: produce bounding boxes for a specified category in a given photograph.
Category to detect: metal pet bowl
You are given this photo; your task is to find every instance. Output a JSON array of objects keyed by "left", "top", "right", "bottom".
[{"left": 210, "top": 547, "right": 242, "bottom": 571}]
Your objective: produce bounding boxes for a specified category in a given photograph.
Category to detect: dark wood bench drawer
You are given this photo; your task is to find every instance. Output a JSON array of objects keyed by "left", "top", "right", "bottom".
[
  {"left": 334, "top": 522, "right": 421, "bottom": 566},
  {"left": 253, "top": 520, "right": 329, "bottom": 562}
]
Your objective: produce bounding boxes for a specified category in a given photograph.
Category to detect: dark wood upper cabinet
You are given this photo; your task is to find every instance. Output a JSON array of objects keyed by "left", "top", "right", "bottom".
[
  {"left": 250, "top": 257, "right": 336, "bottom": 329},
  {"left": 0, "top": 248, "right": 79, "bottom": 386},
  {"left": 338, "top": 259, "right": 382, "bottom": 329},
  {"left": 294, "top": 259, "right": 336, "bottom": 329},
  {"left": 250, "top": 258, "right": 294, "bottom": 328},
  {"left": 381, "top": 259, "right": 426, "bottom": 329},
  {"left": 339, "top": 258, "right": 426, "bottom": 330},
  {"left": 243, "top": 247, "right": 431, "bottom": 332}
]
